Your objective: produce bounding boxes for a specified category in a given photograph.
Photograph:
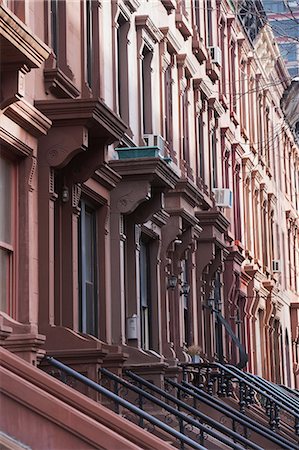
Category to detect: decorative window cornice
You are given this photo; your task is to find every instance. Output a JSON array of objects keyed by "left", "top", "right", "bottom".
[
  {"left": 136, "top": 15, "right": 163, "bottom": 45},
  {"left": 160, "top": 27, "right": 181, "bottom": 54},
  {"left": 193, "top": 78, "right": 212, "bottom": 99}
]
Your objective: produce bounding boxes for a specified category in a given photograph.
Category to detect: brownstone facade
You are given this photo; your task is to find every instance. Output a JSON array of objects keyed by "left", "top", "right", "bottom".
[{"left": 1, "top": 0, "right": 299, "bottom": 447}]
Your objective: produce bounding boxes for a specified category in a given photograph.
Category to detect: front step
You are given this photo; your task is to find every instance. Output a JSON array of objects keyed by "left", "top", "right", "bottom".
[{"left": 0, "top": 348, "right": 174, "bottom": 450}]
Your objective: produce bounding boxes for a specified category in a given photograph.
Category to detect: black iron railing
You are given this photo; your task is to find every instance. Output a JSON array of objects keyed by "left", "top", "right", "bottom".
[
  {"left": 165, "top": 376, "right": 298, "bottom": 450},
  {"left": 180, "top": 362, "right": 299, "bottom": 437},
  {"left": 44, "top": 357, "right": 207, "bottom": 450},
  {"left": 120, "top": 369, "right": 263, "bottom": 450},
  {"left": 228, "top": 367, "right": 299, "bottom": 411}
]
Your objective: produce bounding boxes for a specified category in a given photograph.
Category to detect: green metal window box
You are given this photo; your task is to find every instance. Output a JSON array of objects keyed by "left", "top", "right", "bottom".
[{"left": 115, "top": 146, "right": 171, "bottom": 162}]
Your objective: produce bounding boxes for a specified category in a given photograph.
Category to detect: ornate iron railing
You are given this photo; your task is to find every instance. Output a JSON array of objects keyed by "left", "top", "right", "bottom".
[
  {"left": 165, "top": 376, "right": 298, "bottom": 450},
  {"left": 180, "top": 362, "right": 299, "bottom": 437},
  {"left": 228, "top": 367, "right": 299, "bottom": 411},
  {"left": 117, "top": 369, "right": 264, "bottom": 450},
  {"left": 44, "top": 357, "right": 207, "bottom": 450}
]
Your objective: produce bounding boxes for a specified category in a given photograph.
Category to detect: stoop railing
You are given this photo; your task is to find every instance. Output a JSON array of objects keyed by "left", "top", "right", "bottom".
[
  {"left": 180, "top": 362, "right": 299, "bottom": 438},
  {"left": 164, "top": 376, "right": 298, "bottom": 450},
  {"left": 44, "top": 356, "right": 206, "bottom": 450},
  {"left": 101, "top": 368, "right": 264, "bottom": 450}
]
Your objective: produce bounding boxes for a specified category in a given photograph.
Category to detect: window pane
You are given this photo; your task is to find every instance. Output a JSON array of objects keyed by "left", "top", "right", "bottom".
[
  {"left": 78, "top": 201, "right": 97, "bottom": 336},
  {"left": 85, "top": 210, "right": 93, "bottom": 282},
  {"left": 0, "top": 156, "right": 12, "bottom": 244},
  {"left": 0, "top": 248, "right": 10, "bottom": 312}
]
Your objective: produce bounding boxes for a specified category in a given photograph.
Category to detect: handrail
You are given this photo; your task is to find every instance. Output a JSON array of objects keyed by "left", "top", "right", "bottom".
[
  {"left": 279, "top": 385, "right": 299, "bottom": 399},
  {"left": 101, "top": 368, "right": 247, "bottom": 450},
  {"left": 249, "top": 375, "right": 299, "bottom": 409},
  {"left": 123, "top": 369, "right": 263, "bottom": 450},
  {"left": 227, "top": 365, "right": 299, "bottom": 412},
  {"left": 45, "top": 357, "right": 207, "bottom": 450},
  {"left": 253, "top": 376, "right": 299, "bottom": 408},
  {"left": 170, "top": 378, "right": 298, "bottom": 450},
  {"left": 182, "top": 361, "right": 299, "bottom": 421},
  {"left": 215, "top": 310, "right": 248, "bottom": 369}
]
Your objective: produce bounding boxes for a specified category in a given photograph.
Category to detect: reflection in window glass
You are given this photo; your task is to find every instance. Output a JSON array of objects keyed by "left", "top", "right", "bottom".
[
  {"left": 0, "top": 156, "right": 12, "bottom": 244},
  {"left": 0, "top": 155, "right": 14, "bottom": 314}
]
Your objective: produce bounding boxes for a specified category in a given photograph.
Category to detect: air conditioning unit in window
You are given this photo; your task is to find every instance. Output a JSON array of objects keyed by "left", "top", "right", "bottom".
[
  {"left": 272, "top": 260, "right": 281, "bottom": 273},
  {"left": 144, "top": 134, "right": 165, "bottom": 152},
  {"left": 212, "top": 188, "right": 233, "bottom": 208},
  {"left": 143, "top": 134, "right": 166, "bottom": 157},
  {"left": 208, "top": 46, "right": 222, "bottom": 66}
]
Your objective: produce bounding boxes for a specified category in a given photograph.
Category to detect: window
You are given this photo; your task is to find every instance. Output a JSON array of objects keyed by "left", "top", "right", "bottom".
[
  {"left": 207, "top": 0, "right": 213, "bottom": 46},
  {"left": 139, "top": 236, "right": 151, "bottom": 350},
  {"left": 142, "top": 46, "right": 153, "bottom": 134},
  {"left": 197, "top": 112, "right": 204, "bottom": 181},
  {"left": 86, "top": 0, "right": 93, "bottom": 88},
  {"left": 182, "top": 85, "right": 190, "bottom": 165},
  {"left": 214, "top": 271, "right": 223, "bottom": 362},
  {"left": 164, "top": 63, "right": 173, "bottom": 148},
  {"left": 117, "top": 15, "right": 130, "bottom": 122},
  {"left": 50, "top": 0, "right": 59, "bottom": 56},
  {"left": 211, "top": 126, "right": 218, "bottom": 188},
  {"left": 229, "top": 41, "right": 237, "bottom": 115},
  {"left": 181, "top": 258, "right": 190, "bottom": 346},
  {"left": 0, "top": 155, "right": 16, "bottom": 315},
  {"left": 78, "top": 200, "right": 98, "bottom": 336}
]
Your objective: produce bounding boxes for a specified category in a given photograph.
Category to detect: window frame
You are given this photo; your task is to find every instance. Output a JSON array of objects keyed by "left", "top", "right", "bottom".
[
  {"left": 78, "top": 198, "right": 99, "bottom": 337},
  {"left": 0, "top": 152, "right": 18, "bottom": 317}
]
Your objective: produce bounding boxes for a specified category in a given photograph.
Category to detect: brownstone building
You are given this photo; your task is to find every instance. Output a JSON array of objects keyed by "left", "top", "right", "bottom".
[{"left": 1, "top": 0, "right": 299, "bottom": 448}]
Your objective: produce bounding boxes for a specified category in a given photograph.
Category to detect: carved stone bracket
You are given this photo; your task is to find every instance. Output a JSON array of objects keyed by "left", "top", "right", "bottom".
[
  {"left": 40, "top": 125, "right": 88, "bottom": 169},
  {"left": 111, "top": 180, "right": 151, "bottom": 215}
]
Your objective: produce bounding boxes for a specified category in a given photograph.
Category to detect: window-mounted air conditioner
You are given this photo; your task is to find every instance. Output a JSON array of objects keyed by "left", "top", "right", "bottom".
[
  {"left": 143, "top": 134, "right": 166, "bottom": 158},
  {"left": 212, "top": 188, "right": 233, "bottom": 208},
  {"left": 208, "top": 46, "right": 222, "bottom": 66},
  {"left": 272, "top": 260, "right": 281, "bottom": 273},
  {"left": 144, "top": 134, "right": 165, "bottom": 152}
]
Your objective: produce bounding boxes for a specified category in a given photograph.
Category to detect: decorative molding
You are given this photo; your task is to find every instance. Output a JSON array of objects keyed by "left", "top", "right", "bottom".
[
  {"left": 124, "top": 0, "right": 140, "bottom": 12},
  {"left": 192, "top": 31, "right": 208, "bottom": 63},
  {"left": 28, "top": 156, "right": 37, "bottom": 192},
  {"left": 4, "top": 99, "right": 52, "bottom": 137},
  {"left": 0, "top": 65, "right": 28, "bottom": 109},
  {"left": 135, "top": 15, "right": 163, "bottom": 46},
  {"left": 44, "top": 68, "right": 80, "bottom": 99},
  {"left": 35, "top": 98, "right": 128, "bottom": 143},
  {"left": 94, "top": 163, "right": 122, "bottom": 191},
  {"left": 175, "top": 4, "right": 192, "bottom": 40},
  {"left": 0, "top": 126, "right": 32, "bottom": 156},
  {"left": 0, "top": 4, "right": 50, "bottom": 69},
  {"left": 159, "top": 27, "right": 181, "bottom": 54},
  {"left": 176, "top": 53, "right": 196, "bottom": 78},
  {"left": 193, "top": 78, "right": 212, "bottom": 99},
  {"left": 110, "top": 157, "right": 179, "bottom": 191},
  {"left": 208, "top": 98, "right": 225, "bottom": 117},
  {"left": 161, "top": 0, "right": 176, "bottom": 14}
]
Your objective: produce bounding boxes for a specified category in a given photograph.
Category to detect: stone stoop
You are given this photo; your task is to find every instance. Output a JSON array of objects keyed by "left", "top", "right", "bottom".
[{"left": 0, "top": 347, "right": 174, "bottom": 450}]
